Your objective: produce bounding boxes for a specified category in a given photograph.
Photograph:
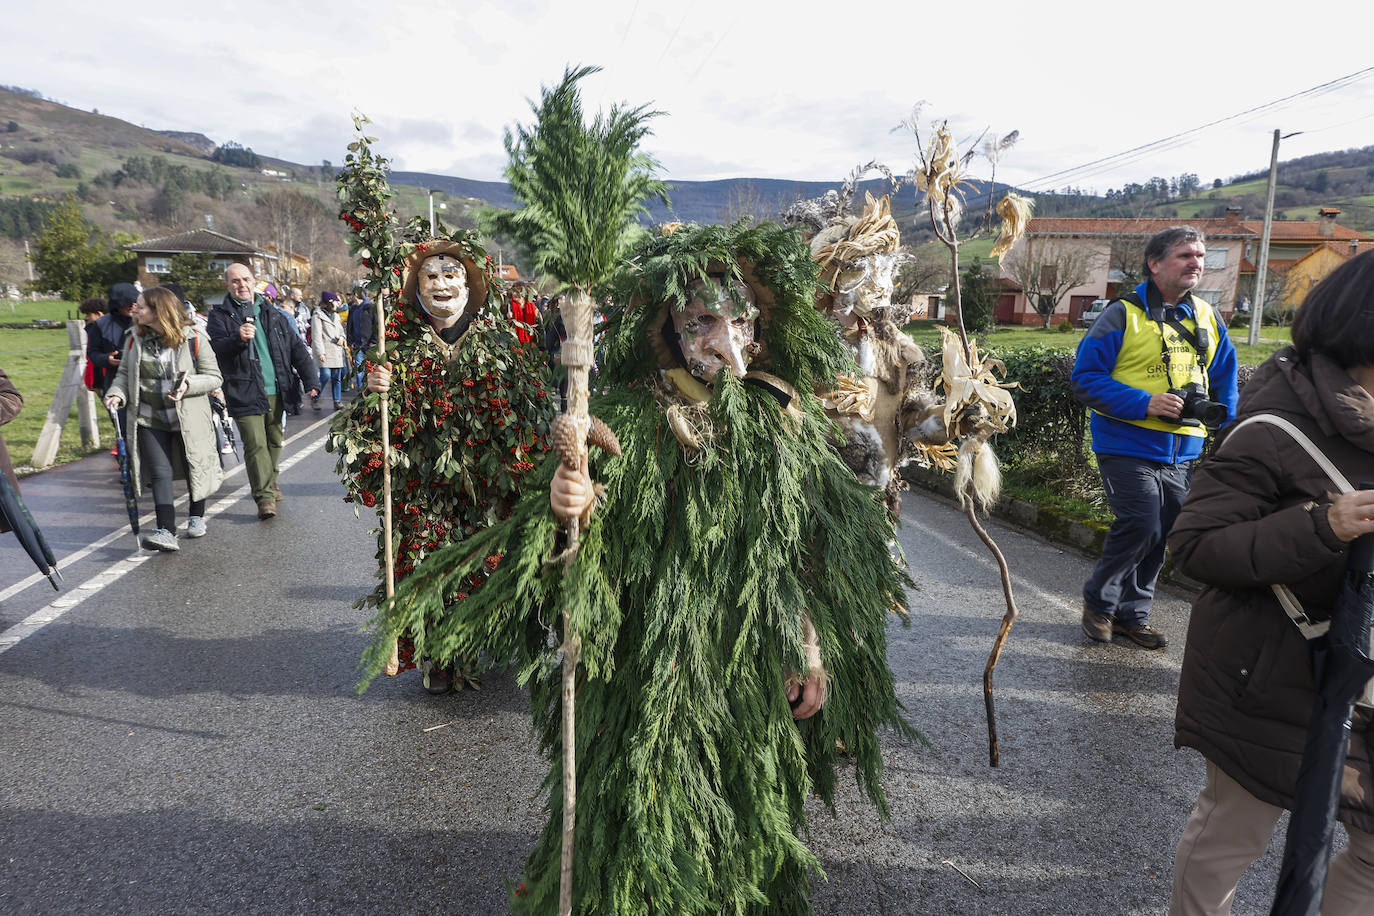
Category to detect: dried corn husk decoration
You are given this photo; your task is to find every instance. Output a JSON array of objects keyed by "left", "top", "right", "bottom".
[
  {"left": 935, "top": 326, "right": 1017, "bottom": 440},
  {"left": 812, "top": 193, "right": 902, "bottom": 286},
  {"left": 915, "top": 124, "right": 971, "bottom": 230},
  {"left": 989, "top": 192, "right": 1034, "bottom": 262},
  {"left": 665, "top": 401, "right": 714, "bottom": 460}
]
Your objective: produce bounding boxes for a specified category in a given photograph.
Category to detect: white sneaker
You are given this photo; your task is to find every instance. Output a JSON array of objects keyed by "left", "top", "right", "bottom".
[
  {"left": 140, "top": 528, "right": 180, "bottom": 552},
  {"left": 185, "top": 516, "right": 207, "bottom": 539}
]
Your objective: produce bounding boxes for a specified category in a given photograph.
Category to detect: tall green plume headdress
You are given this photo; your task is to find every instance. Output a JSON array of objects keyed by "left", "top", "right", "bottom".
[{"left": 599, "top": 220, "right": 853, "bottom": 394}]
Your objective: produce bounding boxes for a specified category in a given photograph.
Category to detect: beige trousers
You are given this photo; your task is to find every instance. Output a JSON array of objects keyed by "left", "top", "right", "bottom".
[{"left": 1170, "top": 759, "right": 1374, "bottom": 915}]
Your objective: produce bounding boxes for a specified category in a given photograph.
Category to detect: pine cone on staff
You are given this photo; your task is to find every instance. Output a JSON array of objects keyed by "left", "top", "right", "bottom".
[{"left": 550, "top": 415, "right": 621, "bottom": 467}]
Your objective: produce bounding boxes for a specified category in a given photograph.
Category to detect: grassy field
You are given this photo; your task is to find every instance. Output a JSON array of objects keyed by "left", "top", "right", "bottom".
[
  {"left": 0, "top": 302, "right": 1301, "bottom": 476},
  {"left": 1, "top": 300, "right": 107, "bottom": 471},
  {"left": 904, "top": 320, "right": 1289, "bottom": 367}
]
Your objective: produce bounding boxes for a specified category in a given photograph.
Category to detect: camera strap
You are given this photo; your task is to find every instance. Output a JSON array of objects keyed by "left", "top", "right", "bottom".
[{"left": 1125, "top": 290, "right": 1210, "bottom": 387}]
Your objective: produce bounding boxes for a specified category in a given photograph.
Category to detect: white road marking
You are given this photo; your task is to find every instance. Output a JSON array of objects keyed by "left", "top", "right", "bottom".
[
  {"left": 0, "top": 414, "right": 335, "bottom": 652},
  {"left": 899, "top": 505, "right": 1083, "bottom": 615}
]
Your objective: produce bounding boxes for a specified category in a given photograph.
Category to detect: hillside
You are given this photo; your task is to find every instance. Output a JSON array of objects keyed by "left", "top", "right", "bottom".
[{"left": 3, "top": 84, "right": 1373, "bottom": 292}]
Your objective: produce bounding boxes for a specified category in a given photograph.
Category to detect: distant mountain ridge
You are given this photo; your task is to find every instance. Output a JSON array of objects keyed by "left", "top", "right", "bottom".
[
  {"left": 2, "top": 85, "right": 1372, "bottom": 238},
  {"left": 389, "top": 169, "right": 1007, "bottom": 227}
]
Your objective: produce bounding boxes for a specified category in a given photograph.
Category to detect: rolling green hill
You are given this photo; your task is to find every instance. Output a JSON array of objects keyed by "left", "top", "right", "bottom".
[{"left": 3, "top": 83, "right": 1373, "bottom": 294}]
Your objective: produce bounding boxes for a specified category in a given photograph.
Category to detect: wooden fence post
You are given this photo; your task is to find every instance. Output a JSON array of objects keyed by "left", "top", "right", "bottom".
[{"left": 32, "top": 320, "right": 100, "bottom": 467}]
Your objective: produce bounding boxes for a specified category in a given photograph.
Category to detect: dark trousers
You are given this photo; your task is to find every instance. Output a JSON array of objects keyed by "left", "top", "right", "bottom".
[
  {"left": 235, "top": 394, "right": 284, "bottom": 504},
  {"left": 1083, "top": 454, "right": 1193, "bottom": 626},
  {"left": 137, "top": 425, "right": 206, "bottom": 530}
]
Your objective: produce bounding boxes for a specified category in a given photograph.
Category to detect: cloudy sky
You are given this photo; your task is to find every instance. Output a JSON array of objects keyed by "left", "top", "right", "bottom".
[{"left": 5, "top": 0, "right": 1374, "bottom": 195}]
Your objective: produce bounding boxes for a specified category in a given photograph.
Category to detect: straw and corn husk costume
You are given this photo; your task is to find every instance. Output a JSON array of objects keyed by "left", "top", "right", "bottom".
[
  {"left": 330, "top": 236, "right": 554, "bottom": 682},
  {"left": 371, "top": 222, "right": 914, "bottom": 913},
  {"left": 799, "top": 191, "right": 950, "bottom": 510}
]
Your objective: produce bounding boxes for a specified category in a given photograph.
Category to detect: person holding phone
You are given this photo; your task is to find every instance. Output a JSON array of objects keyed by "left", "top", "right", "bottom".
[{"left": 104, "top": 286, "right": 224, "bottom": 552}]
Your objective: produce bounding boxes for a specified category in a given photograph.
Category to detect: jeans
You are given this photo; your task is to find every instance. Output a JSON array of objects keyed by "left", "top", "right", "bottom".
[
  {"left": 136, "top": 425, "right": 206, "bottom": 530},
  {"left": 1083, "top": 453, "right": 1192, "bottom": 626},
  {"left": 351, "top": 349, "right": 368, "bottom": 390},
  {"left": 317, "top": 366, "right": 345, "bottom": 404},
  {"left": 234, "top": 393, "right": 284, "bottom": 504}
]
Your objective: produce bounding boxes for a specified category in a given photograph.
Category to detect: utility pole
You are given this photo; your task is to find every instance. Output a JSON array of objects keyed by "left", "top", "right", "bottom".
[
  {"left": 1248, "top": 129, "right": 1301, "bottom": 345},
  {"left": 428, "top": 188, "right": 442, "bottom": 236}
]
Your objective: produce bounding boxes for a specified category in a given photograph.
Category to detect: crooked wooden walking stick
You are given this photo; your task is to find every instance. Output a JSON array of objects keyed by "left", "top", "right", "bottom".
[{"left": 376, "top": 289, "right": 400, "bottom": 676}]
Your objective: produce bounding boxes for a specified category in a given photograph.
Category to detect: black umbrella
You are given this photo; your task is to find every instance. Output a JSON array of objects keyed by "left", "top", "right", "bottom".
[
  {"left": 1271, "top": 530, "right": 1374, "bottom": 916},
  {"left": 0, "top": 471, "right": 61, "bottom": 589},
  {"left": 106, "top": 405, "right": 140, "bottom": 536},
  {"left": 209, "top": 395, "right": 240, "bottom": 468}
]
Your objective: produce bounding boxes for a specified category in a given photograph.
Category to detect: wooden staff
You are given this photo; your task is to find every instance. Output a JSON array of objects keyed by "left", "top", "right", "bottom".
[
  {"left": 376, "top": 289, "right": 399, "bottom": 676},
  {"left": 555, "top": 289, "right": 596, "bottom": 916}
]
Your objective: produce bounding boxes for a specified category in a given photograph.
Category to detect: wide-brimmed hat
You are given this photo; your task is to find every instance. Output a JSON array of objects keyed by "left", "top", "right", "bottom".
[{"left": 400, "top": 239, "right": 490, "bottom": 315}]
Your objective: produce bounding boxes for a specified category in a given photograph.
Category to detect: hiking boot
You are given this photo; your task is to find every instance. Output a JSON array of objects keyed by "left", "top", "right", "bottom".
[
  {"left": 257, "top": 499, "right": 277, "bottom": 520},
  {"left": 272, "top": 484, "right": 285, "bottom": 502},
  {"left": 1082, "top": 604, "right": 1112, "bottom": 643},
  {"left": 312, "top": 397, "right": 321, "bottom": 411},
  {"left": 1113, "top": 621, "right": 1169, "bottom": 650},
  {"left": 184, "top": 516, "right": 207, "bottom": 538},
  {"left": 140, "top": 528, "right": 180, "bottom": 552}
]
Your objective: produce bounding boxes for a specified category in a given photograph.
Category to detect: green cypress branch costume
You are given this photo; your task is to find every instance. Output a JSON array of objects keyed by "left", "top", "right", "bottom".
[{"left": 369, "top": 223, "right": 914, "bottom": 913}]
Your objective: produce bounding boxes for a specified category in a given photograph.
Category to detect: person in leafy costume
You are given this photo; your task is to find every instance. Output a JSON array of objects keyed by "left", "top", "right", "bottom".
[
  {"left": 329, "top": 235, "right": 554, "bottom": 693},
  {"left": 373, "top": 222, "right": 914, "bottom": 912}
]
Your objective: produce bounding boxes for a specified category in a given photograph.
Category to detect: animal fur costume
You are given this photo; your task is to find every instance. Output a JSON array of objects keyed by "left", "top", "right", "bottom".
[
  {"left": 329, "top": 235, "right": 554, "bottom": 682},
  {"left": 800, "top": 192, "right": 949, "bottom": 510},
  {"left": 371, "top": 222, "right": 914, "bottom": 913}
]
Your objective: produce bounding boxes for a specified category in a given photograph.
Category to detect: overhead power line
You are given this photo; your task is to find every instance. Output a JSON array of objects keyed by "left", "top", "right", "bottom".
[{"left": 1015, "top": 66, "right": 1374, "bottom": 193}]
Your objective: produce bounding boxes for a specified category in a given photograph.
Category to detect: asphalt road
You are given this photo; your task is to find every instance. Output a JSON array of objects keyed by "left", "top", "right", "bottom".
[{"left": 0, "top": 411, "right": 1292, "bottom": 914}]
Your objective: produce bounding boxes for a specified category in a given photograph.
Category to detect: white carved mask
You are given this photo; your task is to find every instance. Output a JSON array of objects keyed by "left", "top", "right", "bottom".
[
  {"left": 833, "top": 252, "right": 898, "bottom": 318},
  {"left": 416, "top": 254, "right": 469, "bottom": 320},
  {"left": 672, "top": 277, "right": 760, "bottom": 382}
]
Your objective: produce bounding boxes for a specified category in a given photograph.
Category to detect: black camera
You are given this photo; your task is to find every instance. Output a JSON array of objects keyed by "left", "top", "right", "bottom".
[{"left": 1167, "top": 383, "right": 1227, "bottom": 429}]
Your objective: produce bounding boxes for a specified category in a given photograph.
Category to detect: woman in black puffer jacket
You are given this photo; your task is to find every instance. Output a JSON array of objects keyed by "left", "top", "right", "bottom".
[{"left": 1168, "top": 251, "right": 1374, "bottom": 914}]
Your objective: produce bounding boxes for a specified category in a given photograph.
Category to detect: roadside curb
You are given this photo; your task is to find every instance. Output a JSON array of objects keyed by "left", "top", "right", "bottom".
[{"left": 900, "top": 464, "right": 1203, "bottom": 592}]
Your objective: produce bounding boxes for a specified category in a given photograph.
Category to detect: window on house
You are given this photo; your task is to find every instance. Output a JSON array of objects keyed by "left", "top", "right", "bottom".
[
  {"left": 1204, "top": 247, "right": 1228, "bottom": 269},
  {"left": 145, "top": 257, "right": 170, "bottom": 274},
  {"left": 208, "top": 259, "right": 233, "bottom": 273},
  {"left": 1194, "top": 289, "right": 1223, "bottom": 306}
]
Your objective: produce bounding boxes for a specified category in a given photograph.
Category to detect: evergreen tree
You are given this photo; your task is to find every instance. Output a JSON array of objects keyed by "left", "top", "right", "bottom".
[
  {"left": 961, "top": 256, "right": 996, "bottom": 333},
  {"left": 29, "top": 195, "right": 132, "bottom": 298},
  {"left": 167, "top": 253, "right": 223, "bottom": 306}
]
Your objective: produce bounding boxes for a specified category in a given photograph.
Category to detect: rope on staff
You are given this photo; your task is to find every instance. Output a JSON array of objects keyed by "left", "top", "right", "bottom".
[
  {"left": 375, "top": 289, "right": 399, "bottom": 677},
  {"left": 552, "top": 289, "right": 596, "bottom": 916}
]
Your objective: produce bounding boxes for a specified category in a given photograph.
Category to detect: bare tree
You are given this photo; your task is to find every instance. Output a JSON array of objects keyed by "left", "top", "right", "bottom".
[
  {"left": 891, "top": 244, "right": 949, "bottom": 308},
  {"left": 256, "top": 189, "right": 337, "bottom": 287},
  {"left": 0, "top": 239, "right": 28, "bottom": 292},
  {"left": 718, "top": 180, "right": 771, "bottom": 226},
  {"left": 1107, "top": 235, "right": 1147, "bottom": 291},
  {"left": 1002, "top": 238, "right": 1100, "bottom": 328}
]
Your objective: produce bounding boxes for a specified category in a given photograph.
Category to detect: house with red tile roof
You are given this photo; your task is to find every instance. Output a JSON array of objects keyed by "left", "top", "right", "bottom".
[
  {"left": 996, "top": 214, "right": 1255, "bottom": 326},
  {"left": 1272, "top": 233, "right": 1374, "bottom": 311},
  {"left": 124, "top": 228, "right": 309, "bottom": 291},
  {"left": 1235, "top": 208, "right": 1374, "bottom": 312}
]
